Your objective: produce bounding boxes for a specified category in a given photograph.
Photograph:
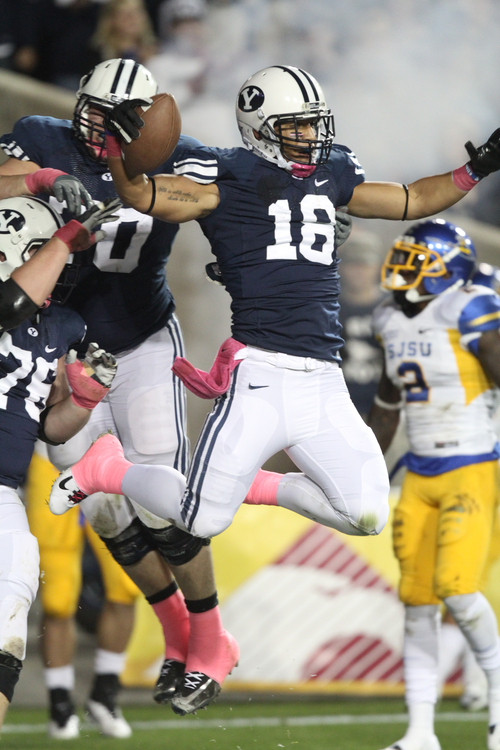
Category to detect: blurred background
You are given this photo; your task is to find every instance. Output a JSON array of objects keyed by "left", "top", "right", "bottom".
[{"left": 2, "top": 0, "right": 500, "bottom": 713}]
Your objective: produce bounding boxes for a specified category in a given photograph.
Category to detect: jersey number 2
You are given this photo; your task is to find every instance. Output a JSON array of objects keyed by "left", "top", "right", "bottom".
[{"left": 267, "top": 195, "right": 335, "bottom": 266}]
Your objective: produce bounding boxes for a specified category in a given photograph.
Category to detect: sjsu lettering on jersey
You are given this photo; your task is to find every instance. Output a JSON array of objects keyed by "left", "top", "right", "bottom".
[{"left": 387, "top": 341, "right": 432, "bottom": 359}]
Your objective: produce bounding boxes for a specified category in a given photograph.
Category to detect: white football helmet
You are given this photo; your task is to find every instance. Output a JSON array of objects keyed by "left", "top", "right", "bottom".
[
  {"left": 0, "top": 197, "right": 63, "bottom": 282},
  {"left": 73, "top": 58, "right": 158, "bottom": 161},
  {"left": 236, "top": 65, "right": 335, "bottom": 170}
]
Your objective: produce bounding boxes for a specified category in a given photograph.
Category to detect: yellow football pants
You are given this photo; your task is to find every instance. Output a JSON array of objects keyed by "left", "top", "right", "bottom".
[
  {"left": 394, "top": 460, "right": 500, "bottom": 606},
  {"left": 25, "top": 450, "right": 139, "bottom": 619}
]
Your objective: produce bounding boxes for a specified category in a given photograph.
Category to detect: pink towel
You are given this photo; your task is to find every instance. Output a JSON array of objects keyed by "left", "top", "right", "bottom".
[{"left": 172, "top": 337, "right": 246, "bottom": 399}]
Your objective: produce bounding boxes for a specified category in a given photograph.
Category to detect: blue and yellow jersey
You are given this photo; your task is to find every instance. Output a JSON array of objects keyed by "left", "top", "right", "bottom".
[{"left": 373, "top": 285, "right": 500, "bottom": 475}]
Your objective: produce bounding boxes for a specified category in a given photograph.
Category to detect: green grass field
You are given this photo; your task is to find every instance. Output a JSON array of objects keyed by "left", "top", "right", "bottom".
[{"left": 0, "top": 697, "right": 490, "bottom": 750}]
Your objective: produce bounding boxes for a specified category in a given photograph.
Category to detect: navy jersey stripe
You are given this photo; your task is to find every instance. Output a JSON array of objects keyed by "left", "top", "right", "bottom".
[{"left": 182, "top": 367, "right": 240, "bottom": 530}]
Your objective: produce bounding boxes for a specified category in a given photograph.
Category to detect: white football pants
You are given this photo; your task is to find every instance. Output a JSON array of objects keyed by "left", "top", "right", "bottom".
[
  {"left": 182, "top": 347, "right": 389, "bottom": 538},
  {"left": 120, "top": 346, "right": 389, "bottom": 539},
  {"left": 0, "top": 486, "right": 39, "bottom": 660},
  {"left": 49, "top": 319, "right": 189, "bottom": 534}
]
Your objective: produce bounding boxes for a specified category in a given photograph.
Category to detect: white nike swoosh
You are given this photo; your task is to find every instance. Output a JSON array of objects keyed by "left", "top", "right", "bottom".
[
  {"left": 45, "top": 346, "right": 57, "bottom": 353},
  {"left": 315, "top": 179, "right": 328, "bottom": 186}
]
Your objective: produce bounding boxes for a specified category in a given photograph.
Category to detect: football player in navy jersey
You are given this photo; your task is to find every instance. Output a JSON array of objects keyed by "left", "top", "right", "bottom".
[
  {"left": 0, "top": 58, "right": 231, "bottom": 733},
  {"left": 0, "top": 195, "right": 119, "bottom": 731},
  {"left": 48, "top": 63, "right": 500, "bottom": 715}
]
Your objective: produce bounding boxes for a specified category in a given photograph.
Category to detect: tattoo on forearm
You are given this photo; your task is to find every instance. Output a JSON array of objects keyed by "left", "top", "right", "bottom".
[{"left": 157, "top": 186, "right": 199, "bottom": 204}]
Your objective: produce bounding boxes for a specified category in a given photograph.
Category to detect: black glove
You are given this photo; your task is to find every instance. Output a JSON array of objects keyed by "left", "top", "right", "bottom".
[
  {"left": 104, "top": 98, "right": 152, "bottom": 144},
  {"left": 464, "top": 128, "right": 500, "bottom": 179},
  {"left": 77, "top": 197, "right": 122, "bottom": 242},
  {"left": 335, "top": 207, "right": 352, "bottom": 248},
  {"left": 52, "top": 175, "right": 93, "bottom": 216}
]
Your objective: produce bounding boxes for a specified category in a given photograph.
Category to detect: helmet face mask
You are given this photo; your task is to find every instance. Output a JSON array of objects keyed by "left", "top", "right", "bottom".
[
  {"left": 381, "top": 219, "right": 476, "bottom": 301},
  {"left": 0, "top": 197, "right": 63, "bottom": 282},
  {"left": 236, "top": 66, "right": 335, "bottom": 170},
  {"left": 72, "top": 58, "right": 158, "bottom": 162}
]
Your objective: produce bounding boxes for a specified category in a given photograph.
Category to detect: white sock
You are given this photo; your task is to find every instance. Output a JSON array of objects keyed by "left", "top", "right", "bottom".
[
  {"left": 438, "top": 622, "right": 466, "bottom": 690},
  {"left": 444, "top": 592, "right": 500, "bottom": 726},
  {"left": 402, "top": 605, "right": 439, "bottom": 743},
  {"left": 462, "top": 640, "right": 488, "bottom": 698},
  {"left": 44, "top": 665, "right": 75, "bottom": 691},
  {"left": 94, "top": 648, "right": 126, "bottom": 675},
  {"left": 406, "top": 702, "right": 435, "bottom": 741}
]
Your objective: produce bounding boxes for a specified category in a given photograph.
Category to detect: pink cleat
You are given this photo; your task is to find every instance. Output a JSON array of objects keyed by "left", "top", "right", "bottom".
[
  {"left": 49, "top": 433, "right": 131, "bottom": 515},
  {"left": 171, "top": 629, "right": 239, "bottom": 715}
]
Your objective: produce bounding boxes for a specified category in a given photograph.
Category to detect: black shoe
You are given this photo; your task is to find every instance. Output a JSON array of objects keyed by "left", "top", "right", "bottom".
[
  {"left": 48, "top": 688, "right": 80, "bottom": 738},
  {"left": 87, "top": 674, "right": 131, "bottom": 738},
  {"left": 153, "top": 659, "right": 185, "bottom": 704},
  {"left": 171, "top": 671, "right": 221, "bottom": 715}
]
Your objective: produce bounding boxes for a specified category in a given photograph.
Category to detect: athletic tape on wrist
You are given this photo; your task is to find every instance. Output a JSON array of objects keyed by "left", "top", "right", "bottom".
[
  {"left": 25, "top": 168, "right": 66, "bottom": 195},
  {"left": 104, "top": 132, "right": 122, "bottom": 158},
  {"left": 452, "top": 163, "right": 481, "bottom": 191}
]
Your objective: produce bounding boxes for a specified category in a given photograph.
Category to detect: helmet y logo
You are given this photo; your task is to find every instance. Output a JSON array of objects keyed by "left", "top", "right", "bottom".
[
  {"left": 0, "top": 210, "right": 25, "bottom": 234},
  {"left": 238, "top": 86, "right": 265, "bottom": 112}
]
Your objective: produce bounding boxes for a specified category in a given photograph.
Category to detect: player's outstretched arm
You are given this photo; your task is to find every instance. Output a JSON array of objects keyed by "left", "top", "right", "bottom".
[
  {"left": 0, "top": 158, "right": 92, "bottom": 215},
  {"left": 106, "top": 134, "right": 219, "bottom": 223},
  {"left": 367, "top": 365, "right": 404, "bottom": 454},
  {"left": 347, "top": 128, "right": 500, "bottom": 221}
]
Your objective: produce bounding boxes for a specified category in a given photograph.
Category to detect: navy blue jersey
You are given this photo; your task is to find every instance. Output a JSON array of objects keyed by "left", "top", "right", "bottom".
[
  {"left": 0, "top": 303, "right": 85, "bottom": 488},
  {"left": 174, "top": 146, "right": 364, "bottom": 360},
  {"left": 0, "top": 118, "right": 203, "bottom": 354}
]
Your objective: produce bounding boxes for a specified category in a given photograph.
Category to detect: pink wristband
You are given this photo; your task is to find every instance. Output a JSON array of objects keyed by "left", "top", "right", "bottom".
[
  {"left": 105, "top": 132, "right": 122, "bottom": 158},
  {"left": 452, "top": 163, "right": 481, "bottom": 192},
  {"left": 53, "top": 220, "right": 93, "bottom": 253},
  {"left": 25, "top": 168, "right": 66, "bottom": 194}
]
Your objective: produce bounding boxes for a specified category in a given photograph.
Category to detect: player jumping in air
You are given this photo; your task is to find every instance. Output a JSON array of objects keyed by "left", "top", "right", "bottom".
[{"left": 50, "top": 65, "right": 500, "bottom": 716}]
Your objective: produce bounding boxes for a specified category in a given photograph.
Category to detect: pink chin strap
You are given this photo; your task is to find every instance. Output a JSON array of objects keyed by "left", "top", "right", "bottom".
[{"left": 290, "top": 162, "right": 317, "bottom": 178}]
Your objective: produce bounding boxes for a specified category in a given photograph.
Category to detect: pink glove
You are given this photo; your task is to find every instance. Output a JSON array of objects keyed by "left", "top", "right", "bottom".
[{"left": 66, "top": 344, "right": 117, "bottom": 409}]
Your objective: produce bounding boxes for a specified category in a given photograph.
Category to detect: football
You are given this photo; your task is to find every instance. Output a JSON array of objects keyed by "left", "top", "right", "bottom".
[{"left": 121, "top": 93, "right": 181, "bottom": 178}]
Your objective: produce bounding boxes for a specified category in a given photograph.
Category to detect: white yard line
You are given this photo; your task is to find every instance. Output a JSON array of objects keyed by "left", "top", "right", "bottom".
[{"left": 1, "top": 711, "right": 489, "bottom": 734}]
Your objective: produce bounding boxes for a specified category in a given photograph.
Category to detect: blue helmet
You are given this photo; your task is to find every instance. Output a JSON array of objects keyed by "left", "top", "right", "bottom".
[
  {"left": 471, "top": 262, "right": 500, "bottom": 291},
  {"left": 381, "top": 219, "right": 476, "bottom": 297}
]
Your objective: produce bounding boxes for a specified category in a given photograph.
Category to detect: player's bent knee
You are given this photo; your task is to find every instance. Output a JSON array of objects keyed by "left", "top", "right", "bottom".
[
  {"left": 0, "top": 649, "right": 22, "bottom": 703},
  {"left": 146, "top": 525, "right": 211, "bottom": 566},
  {"left": 101, "top": 518, "right": 154, "bottom": 567}
]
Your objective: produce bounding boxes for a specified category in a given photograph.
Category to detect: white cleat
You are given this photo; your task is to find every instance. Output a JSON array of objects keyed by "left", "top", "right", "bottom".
[
  {"left": 86, "top": 699, "right": 132, "bottom": 738},
  {"left": 379, "top": 736, "right": 441, "bottom": 750},
  {"left": 47, "top": 714, "right": 80, "bottom": 739},
  {"left": 49, "top": 467, "right": 88, "bottom": 516},
  {"left": 460, "top": 689, "right": 488, "bottom": 712}
]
